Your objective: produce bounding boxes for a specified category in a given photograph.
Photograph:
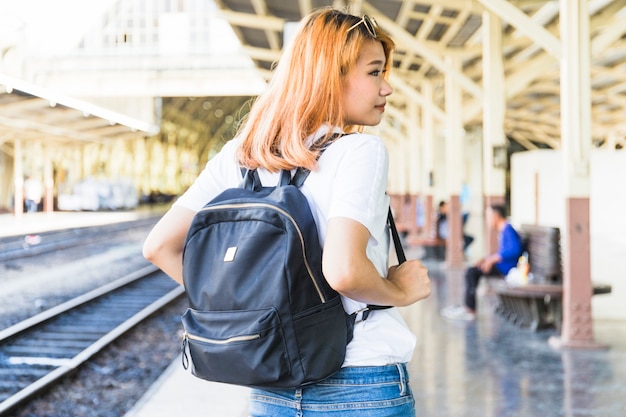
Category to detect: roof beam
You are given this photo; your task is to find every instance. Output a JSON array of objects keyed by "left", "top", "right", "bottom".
[
  {"left": 297, "top": 0, "right": 313, "bottom": 18},
  {"left": 477, "top": 0, "right": 562, "bottom": 58},
  {"left": 250, "top": 0, "right": 282, "bottom": 51},
  {"left": 591, "top": 5, "right": 626, "bottom": 55},
  {"left": 463, "top": 51, "right": 557, "bottom": 124},
  {"left": 404, "top": 0, "right": 484, "bottom": 13},
  {"left": 389, "top": 74, "right": 445, "bottom": 121},
  {"left": 241, "top": 45, "right": 281, "bottom": 63},
  {"left": 0, "top": 113, "right": 104, "bottom": 143},
  {"left": 363, "top": 2, "right": 483, "bottom": 100},
  {"left": 218, "top": 9, "right": 285, "bottom": 32},
  {"left": 385, "top": 103, "right": 413, "bottom": 130}
]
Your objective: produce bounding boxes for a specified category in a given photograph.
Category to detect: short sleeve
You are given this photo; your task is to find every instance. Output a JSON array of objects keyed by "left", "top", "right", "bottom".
[
  {"left": 173, "top": 138, "right": 242, "bottom": 212},
  {"left": 326, "top": 135, "right": 389, "bottom": 237}
]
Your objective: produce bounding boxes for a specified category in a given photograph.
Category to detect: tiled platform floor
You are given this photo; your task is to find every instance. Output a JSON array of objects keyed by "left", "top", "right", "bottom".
[{"left": 127, "top": 255, "right": 626, "bottom": 417}]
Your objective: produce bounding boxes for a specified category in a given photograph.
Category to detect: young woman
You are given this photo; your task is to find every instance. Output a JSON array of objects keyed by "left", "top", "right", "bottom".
[{"left": 143, "top": 7, "right": 430, "bottom": 416}]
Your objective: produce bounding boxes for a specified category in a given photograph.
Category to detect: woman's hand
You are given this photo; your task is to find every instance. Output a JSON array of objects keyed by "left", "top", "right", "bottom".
[{"left": 386, "top": 260, "right": 431, "bottom": 306}]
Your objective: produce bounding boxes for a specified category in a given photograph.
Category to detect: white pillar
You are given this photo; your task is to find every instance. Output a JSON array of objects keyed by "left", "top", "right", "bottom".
[
  {"left": 406, "top": 100, "right": 421, "bottom": 238},
  {"left": 482, "top": 10, "right": 507, "bottom": 253},
  {"left": 43, "top": 144, "right": 54, "bottom": 212},
  {"left": 444, "top": 56, "right": 465, "bottom": 267},
  {"left": 407, "top": 100, "right": 421, "bottom": 196},
  {"left": 421, "top": 81, "right": 436, "bottom": 238},
  {"left": 13, "top": 138, "right": 24, "bottom": 217}
]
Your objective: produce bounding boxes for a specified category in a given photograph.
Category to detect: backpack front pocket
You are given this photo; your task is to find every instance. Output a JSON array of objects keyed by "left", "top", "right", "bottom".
[{"left": 181, "top": 307, "right": 291, "bottom": 386}]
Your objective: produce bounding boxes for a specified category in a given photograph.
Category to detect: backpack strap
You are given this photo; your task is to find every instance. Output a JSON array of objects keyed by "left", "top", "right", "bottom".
[
  {"left": 359, "top": 208, "right": 405, "bottom": 321},
  {"left": 240, "top": 167, "right": 262, "bottom": 191},
  {"left": 387, "top": 207, "right": 406, "bottom": 264},
  {"left": 291, "top": 132, "right": 345, "bottom": 188},
  {"left": 240, "top": 133, "right": 345, "bottom": 189}
]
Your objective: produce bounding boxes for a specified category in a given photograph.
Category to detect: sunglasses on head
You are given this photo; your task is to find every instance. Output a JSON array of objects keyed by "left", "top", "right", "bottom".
[{"left": 347, "top": 15, "right": 378, "bottom": 38}]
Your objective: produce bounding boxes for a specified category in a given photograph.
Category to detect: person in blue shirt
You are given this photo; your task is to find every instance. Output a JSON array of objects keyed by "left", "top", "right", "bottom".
[{"left": 441, "top": 204, "right": 523, "bottom": 321}]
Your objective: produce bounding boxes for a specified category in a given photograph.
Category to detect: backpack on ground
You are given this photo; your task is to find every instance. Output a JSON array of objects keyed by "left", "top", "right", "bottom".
[{"left": 180, "top": 151, "right": 405, "bottom": 389}]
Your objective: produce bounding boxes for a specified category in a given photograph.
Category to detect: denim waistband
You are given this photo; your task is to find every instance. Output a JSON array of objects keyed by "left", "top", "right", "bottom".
[
  {"left": 316, "top": 363, "right": 410, "bottom": 387},
  {"left": 249, "top": 363, "right": 414, "bottom": 416}
]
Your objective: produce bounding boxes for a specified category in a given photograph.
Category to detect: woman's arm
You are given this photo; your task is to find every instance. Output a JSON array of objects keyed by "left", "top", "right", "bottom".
[
  {"left": 142, "top": 205, "right": 196, "bottom": 285},
  {"left": 322, "top": 217, "right": 430, "bottom": 307}
]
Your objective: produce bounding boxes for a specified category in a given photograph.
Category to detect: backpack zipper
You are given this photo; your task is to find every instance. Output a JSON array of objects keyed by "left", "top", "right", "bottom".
[
  {"left": 184, "top": 331, "right": 260, "bottom": 345},
  {"left": 181, "top": 332, "right": 260, "bottom": 369},
  {"left": 198, "top": 202, "right": 326, "bottom": 303}
]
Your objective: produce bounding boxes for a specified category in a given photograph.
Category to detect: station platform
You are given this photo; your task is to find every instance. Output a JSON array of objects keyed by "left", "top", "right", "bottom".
[
  {"left": 3, "top": 210, "right": 624, "bottom": 416},
  {"left": 124, "top": 254, "right": 626, "bottom": 417},
  {"left": 0, "top": 205, "right": 167, "bottom": 238}
]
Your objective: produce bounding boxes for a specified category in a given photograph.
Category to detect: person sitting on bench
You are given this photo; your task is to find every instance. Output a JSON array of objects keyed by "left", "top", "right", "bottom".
[
  {"left": 433, "top": 200, "right": 475, "bottom": 250},
  {"left": 441, "top": 204, "right": 523, "bottom": 321}
]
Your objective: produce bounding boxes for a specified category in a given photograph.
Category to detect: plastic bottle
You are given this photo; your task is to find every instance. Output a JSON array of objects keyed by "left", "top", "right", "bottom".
[{"left": 517, "top": 251, "right": 529, "bottom": 284}]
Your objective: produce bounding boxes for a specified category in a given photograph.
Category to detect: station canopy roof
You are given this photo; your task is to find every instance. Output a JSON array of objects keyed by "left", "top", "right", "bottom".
[
  {"left": 0, "top": 74, "right": 159, "bottom": 150},
  {"left": 214, "top": 0, "right": 626, "bottom": 149},
  {"left": 1, "top": 0, "right": 625, "bottom": 151}
]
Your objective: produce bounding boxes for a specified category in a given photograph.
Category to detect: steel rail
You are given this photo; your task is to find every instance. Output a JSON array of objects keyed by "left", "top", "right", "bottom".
[
  {"left": 0, "top": 266, "right": 184, "bottom": 416},
  {"left": 0, "top": 217, "right": 159, "bottom": 262}
]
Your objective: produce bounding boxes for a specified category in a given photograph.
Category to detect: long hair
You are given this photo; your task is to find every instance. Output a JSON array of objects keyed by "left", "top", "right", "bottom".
[{"left": 237, "top": 8, "right": 395, "bottom": 172}]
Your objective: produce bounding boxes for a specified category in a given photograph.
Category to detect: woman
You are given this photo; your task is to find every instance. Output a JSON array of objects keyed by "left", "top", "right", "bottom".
[{"left": 143, "top": 7, "right": 430, "bottom": 416}]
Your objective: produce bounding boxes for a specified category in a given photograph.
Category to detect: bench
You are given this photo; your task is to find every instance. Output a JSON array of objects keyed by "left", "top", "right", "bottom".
[
  {"left": 492, "top": 224, "right": 612, "bottom": 331},
  {"left": 407, "top": 236, "right": 446, "bottom": 260}
]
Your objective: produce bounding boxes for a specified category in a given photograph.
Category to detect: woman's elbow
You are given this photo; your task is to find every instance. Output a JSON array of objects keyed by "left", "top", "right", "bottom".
[
  {"left": 322, "top": 261, "right": 361, "bottom": 294},
  {"left": 142, "top": 236, "right": 161, "bottom": 264},
  {"left": 142, "top": 229, "right": 177, "bottom": 265}
]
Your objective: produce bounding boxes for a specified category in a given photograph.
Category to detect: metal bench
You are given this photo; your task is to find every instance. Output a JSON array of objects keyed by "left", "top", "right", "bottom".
[{"left": 492, "top": 224, "right": 612, "bottom": 331}]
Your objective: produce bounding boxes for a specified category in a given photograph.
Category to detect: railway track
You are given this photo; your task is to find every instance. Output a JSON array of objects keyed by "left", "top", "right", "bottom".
[
  {"left": 0, "top": 265, "right": 184, "bottom": 416},
  {"left": 0, "top": 216, "right": 160, "bottom": 262}
]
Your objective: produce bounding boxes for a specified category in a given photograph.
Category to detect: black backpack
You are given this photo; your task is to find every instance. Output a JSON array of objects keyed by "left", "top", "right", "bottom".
[{"left": 180, "top": 157, "right": 405, "bottom": 389}]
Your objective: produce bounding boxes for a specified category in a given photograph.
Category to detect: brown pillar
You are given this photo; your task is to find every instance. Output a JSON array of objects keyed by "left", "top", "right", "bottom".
[
  {"left": 406, "top": 194, "right": 419, "bottom": 238},
  {"left": 446, "top": 195, "right": 464, "bottom": 267},
  {"left": 484, "top": 195, "right": 506, "bottom": 256},
  {"left": 422, "top": 194, "right": 434, "bottom": 238},
  {"left": 559, "top": 198, "right": 596, "bottom": 347}
]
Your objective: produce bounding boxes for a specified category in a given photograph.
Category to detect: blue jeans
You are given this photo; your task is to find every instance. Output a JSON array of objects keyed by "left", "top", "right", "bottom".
[{"left": 249, "top": 364, "right": 415, "bottom": 416}]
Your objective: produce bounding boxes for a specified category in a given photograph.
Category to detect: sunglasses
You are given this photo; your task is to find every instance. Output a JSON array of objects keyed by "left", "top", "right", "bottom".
[{"left": 347, "top": 15, "right": 378, "bottom": 38}]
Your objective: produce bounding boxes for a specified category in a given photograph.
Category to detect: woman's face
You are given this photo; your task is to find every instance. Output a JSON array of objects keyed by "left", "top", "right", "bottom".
[{"left": 341, "top": 40, "right": 393, "bottom": 127}]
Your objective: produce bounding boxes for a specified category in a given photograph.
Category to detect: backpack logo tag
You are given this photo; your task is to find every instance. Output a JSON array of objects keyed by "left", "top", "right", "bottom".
[{"left": 224, "top": 246, "right": 237, "bottom": 262}]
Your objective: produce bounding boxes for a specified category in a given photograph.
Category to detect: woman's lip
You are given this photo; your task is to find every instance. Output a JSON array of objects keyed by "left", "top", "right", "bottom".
[{"left": 376, "top": 104, "right": 385, "bottom": 111}]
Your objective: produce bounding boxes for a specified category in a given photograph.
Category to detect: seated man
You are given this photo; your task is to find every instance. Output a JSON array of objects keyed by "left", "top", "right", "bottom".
[
  {"left": 428, "top": 201, "right": 474, "bottom": 256},
  {"left": 441, "top": 204, "right": 523, "bottom": 321}
]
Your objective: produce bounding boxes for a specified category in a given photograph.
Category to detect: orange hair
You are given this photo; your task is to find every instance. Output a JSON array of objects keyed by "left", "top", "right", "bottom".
[{"left": 237, "top": 7, "right": 395, "bottom": 172}]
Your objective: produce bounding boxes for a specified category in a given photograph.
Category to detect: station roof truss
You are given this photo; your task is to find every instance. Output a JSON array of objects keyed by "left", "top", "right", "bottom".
[
  {"left": 0, "top": 74, "right": 160, "bottom": 154},
  {"left": 213, "top": 0, "right": 626, "bottom": 150}
]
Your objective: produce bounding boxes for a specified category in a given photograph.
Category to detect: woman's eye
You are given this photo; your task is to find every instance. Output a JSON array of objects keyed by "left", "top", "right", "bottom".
[{"left": 370, "top": 70, "right": 381, "bottom": 76}]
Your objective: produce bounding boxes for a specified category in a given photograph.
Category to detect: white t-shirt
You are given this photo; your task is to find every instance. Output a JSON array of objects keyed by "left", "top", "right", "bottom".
[{"left": 174, "top": 129, "right": 416, "bottom": 366}]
